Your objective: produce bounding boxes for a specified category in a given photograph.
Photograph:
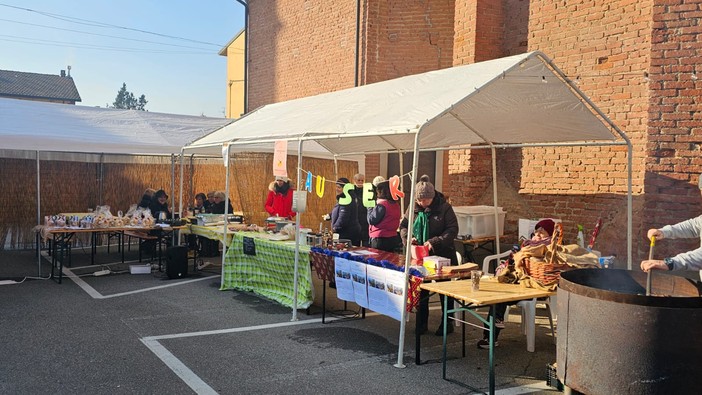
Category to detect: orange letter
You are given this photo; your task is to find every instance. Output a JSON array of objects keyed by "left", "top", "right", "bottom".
[{"left": 389, "top": 175, "right": 405, "bottom": 200}]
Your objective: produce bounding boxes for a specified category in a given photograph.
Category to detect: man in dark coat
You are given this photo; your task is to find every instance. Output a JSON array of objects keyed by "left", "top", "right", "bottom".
[
  {"left": 400, "top": 175, "right": 458, "bottom": 336},
  {"left": 353, "top": 173, "right": 370, "bottom": 246},
  {"left": 331, "top": 178, "right": 362, "bottom": 246}
]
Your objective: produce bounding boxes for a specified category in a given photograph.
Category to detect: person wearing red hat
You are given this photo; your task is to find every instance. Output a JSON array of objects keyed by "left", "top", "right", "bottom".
[{"left": 477, "top": 219, "right": 555, "bottom": 349}]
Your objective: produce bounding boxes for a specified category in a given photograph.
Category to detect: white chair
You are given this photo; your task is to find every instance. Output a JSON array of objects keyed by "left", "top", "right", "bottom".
[{"left": 482, "top": 251, "right": 557, "bottom": 352}]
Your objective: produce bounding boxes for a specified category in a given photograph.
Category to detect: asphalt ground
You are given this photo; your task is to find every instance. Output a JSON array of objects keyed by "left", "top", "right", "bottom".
[{"left": 0, "top": 243, "right": 562, "bottom": 395}]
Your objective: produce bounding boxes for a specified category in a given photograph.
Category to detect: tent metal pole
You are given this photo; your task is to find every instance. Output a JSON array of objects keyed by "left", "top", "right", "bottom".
[
  {"left": 36, "top": 151, "right": 41, "bottom": 275},
  {"left": 491, "top": 147, "right": 500, "bottom": 254},
  {"left": 178, "top": 149, "right": 185, "bottom": 221},
  {"left": 221, "top": 144, "right": 232, "bottom": 287},
  {"left": 333, "top": 156, "right": 339, "bottom": 180},
  {"left": 398, "top": 151, "right": 405, "bottom": 213},
  {"left": 170, "top": 154, "right": 176, "bottom": 219},
  {"left": 395, "top": 131, "right": 421, "bottom": 369},
  {"left": 292, "top": 139, "right": 304, "bottom": 321},
  {"left": 627, "top": 143, "right": 633, "bottom": 269}
]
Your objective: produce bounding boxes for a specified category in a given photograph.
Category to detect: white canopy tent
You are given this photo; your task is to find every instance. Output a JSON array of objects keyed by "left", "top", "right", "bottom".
[
  {"left": 0, "top": 97, "right": 233, "bottom": 155},
  {"left": 0, "top": 97, "right": 234, "bottom": 272},
  {"left": 183, "top": 51, "right": 632, "bottom": 367}
]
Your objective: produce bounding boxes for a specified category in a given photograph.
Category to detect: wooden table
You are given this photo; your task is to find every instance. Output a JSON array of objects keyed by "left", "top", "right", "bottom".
[
  {"left": 420, "top": 278, "right": 553, "bottom": 395},
  {"left": 454, "top": 235, "right": 507, "bottom": 263},
  {"left": 40, "top": 225, "right": 178, "bottom": 284}
]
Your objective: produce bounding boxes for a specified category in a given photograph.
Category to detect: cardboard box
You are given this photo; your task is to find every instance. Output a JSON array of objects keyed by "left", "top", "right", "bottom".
[
  {"left": 453, "top": 206, "right": 506, "bottom": 239},
  {"left": 423, "top": 255, "right": 450, "bottom": 275}
]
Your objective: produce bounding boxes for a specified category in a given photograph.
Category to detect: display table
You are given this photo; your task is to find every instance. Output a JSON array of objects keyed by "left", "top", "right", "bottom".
[
  {"left": 36, "top": 225, "right": 177, "bottom": 284},
  {"left": 420, "top": 279, "right": 554, "bottom": 395},
  {"left": 222, "top": 232, "right": 313, "bottom": 309},
  {"left": 181, "top": 224, "right": 239, "bottom": 245}
]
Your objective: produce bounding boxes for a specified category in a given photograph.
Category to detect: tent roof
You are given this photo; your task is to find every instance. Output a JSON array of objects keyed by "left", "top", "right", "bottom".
[
  {"left": 0, "top": 97, "right": 233, "bottom": 155},
  {"left": 185, "top": 51, "right": 621, "bottom": 156}
]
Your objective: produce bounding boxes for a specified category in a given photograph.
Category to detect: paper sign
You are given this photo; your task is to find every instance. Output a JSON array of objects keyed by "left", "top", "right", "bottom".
[
  {"left": 334, "top": 257, "right": 354, "bottom": 302},
  {"left": 222, "top": 145, "right": 229, "bottom": 168},
  {"left": 273, "top": 140, "right": 287, "bottom": 178},
  {"left": 350, "top": 260, "right": 369, "bottom": 308}
]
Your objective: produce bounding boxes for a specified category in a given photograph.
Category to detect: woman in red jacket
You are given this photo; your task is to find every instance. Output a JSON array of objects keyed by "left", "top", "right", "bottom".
[{"left": 265, "top": 176, "right": 296, "bottom": 219}]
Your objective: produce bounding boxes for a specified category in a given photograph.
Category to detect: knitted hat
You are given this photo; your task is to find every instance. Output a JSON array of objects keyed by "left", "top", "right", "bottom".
[
  {"left": 535, "top": 219, "right": 555, "bottom": 236},
  {"left": 372, "top": 176, "right": 386, "bottom": 186},
  {"left": 275, "top": 175, "right": 289, "bottom": 182},
  {"left": 336, "top": 177, "right": 350, "bottom": 186},
  {"left": 415, "top": 175, "right": 435, "bottom": 200}
]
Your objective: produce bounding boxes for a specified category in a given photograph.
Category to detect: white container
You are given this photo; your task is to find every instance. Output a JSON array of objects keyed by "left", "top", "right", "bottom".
[
  {"left": 129, "top": 264, "right": 151, "bottom": 275},
  {"left": 453, "top": 206, "right": 506, "bottom": 239}
]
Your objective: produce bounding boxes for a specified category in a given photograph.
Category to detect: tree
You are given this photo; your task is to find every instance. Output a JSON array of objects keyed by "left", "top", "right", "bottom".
[{"left": 113, "top": 83, "right": 148, "bottom": 110}]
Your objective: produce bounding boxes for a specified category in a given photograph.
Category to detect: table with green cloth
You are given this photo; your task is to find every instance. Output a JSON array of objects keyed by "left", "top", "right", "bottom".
[
  {"left": 181, "top": 224, "right": 237, "bottom": 244},
  {"left": 222, "top": 232, "right": 313, "bottom": 309}
]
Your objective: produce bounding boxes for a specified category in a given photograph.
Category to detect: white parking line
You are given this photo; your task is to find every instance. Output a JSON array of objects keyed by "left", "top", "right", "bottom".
[
  {"left": 495, "top": 381, "right": 553, "bottom": 394},
  {"left": 141, "top": 337, "right": 219, "bottom": 395},
  {"left": 141, "top": 316, "right": 553, "bottom": 394},
  {"left": 61, "top": 264, "right": 220, "bottom": 299}
]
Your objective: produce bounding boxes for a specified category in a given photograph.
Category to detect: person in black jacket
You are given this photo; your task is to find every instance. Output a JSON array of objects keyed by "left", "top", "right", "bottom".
[
  {"left": 331, "top": 178, "right": 362, "bottom": 246},
  {"left": 353, "top": 173, "right": 370, "bottom": 246},
  {"left": 148, "top": 189, "right": 172, "bottom": 220},
  {"left": 400, "top": 175, "right": 459, "bottom": 336},
  {"left": 137, "top": 188, "right": 156, "bottom": 209},
  {"left": 209, "top": 191, "right": 234, "bottom": 214}
]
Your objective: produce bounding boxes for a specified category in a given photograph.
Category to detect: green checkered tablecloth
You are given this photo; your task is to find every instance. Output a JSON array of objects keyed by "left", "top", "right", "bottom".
[{"left": 222, "top": 232, "right": 313, "bottom": 309}]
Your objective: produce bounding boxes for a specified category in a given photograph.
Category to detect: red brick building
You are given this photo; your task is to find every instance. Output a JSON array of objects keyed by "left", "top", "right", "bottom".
[{"left": 242, "top": 0, "right": 702, "bottom": 265}]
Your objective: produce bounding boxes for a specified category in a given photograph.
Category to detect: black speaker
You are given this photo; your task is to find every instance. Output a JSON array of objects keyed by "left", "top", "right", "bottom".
[{"left": 166, "top": 245, "right": 188, "bottom": 279}]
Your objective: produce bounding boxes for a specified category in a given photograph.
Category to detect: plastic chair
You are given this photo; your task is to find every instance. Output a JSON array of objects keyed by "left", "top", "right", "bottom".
[{"left": 482, "top": 251, "right": 557, "bottom": 352}]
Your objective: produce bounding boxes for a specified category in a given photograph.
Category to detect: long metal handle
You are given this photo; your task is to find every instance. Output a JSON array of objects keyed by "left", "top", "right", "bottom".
[{"left": 646, "top": 236, "right": 655, "bottom": 296}]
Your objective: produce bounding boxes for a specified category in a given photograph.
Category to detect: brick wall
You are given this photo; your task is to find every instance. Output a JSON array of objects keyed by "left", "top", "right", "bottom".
[
  {"left": 449, "top": 0, "right": 654, "bottom": 263},
  {"left": 247, "top": 0, "right": 358, "bottom": 110},
  {"left": 644, "top": 1, "right": 702, "bottom": 259},
  {"left": 524, "top": 0, "right": 652, "bottom": 262},
  {"left": 362, "top": 0, "right": 455, "bottom": 84}
]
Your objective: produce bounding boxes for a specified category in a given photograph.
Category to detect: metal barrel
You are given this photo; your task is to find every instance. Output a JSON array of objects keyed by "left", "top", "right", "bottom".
[{"left": 557, "top": 268, "right": 702, "bottom": 395}]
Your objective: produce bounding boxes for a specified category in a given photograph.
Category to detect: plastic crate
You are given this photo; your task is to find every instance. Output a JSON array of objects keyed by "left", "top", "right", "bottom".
[
  {"left": 453, "top": 206, "right": 505, "bottom": 239},
  {"left": 546, "top": 362, "right": 564, "bottom": 391}
]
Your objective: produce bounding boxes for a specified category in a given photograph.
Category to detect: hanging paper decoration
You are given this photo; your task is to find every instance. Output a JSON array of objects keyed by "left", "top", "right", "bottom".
[
  {"left": 361, "top": 182, "right": 375, "bottom": 208},
  {"left": 316, "top": 176, "right": 326, "bottom": 198},
  {"left": 305, "top": 172, "right": 313, "bottom": 192},
  {"left": 389, "top": 175, "right": 405, "bottom": 201},
  {"left": 338, "top": 183, "right": 354, "bottom": 205}
]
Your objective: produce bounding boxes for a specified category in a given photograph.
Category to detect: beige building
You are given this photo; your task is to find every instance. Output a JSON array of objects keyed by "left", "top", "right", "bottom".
[{"left": 219, "top": 29, "right": 245, "bottom": 119}]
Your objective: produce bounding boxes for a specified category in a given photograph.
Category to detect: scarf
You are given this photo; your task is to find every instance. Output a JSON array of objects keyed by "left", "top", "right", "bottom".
[{"left": 412, "top": 211, "right": 429, "bottom": 244}]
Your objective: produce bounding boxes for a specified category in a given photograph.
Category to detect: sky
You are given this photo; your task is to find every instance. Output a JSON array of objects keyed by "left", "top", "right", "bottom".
[{"left": 0, "top": 1, "right": 244, "bottom": 117}]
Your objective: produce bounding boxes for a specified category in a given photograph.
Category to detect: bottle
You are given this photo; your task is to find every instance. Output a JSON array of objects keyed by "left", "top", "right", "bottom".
[
  {"left": 588, "top": 218, "right": 602, "bottom": 250},
  {"left": 322, "top": 227, "right": 332, "bottom": 247},
  {"left": 576, "top": 225, "right": 585, "bottom": 248}
]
